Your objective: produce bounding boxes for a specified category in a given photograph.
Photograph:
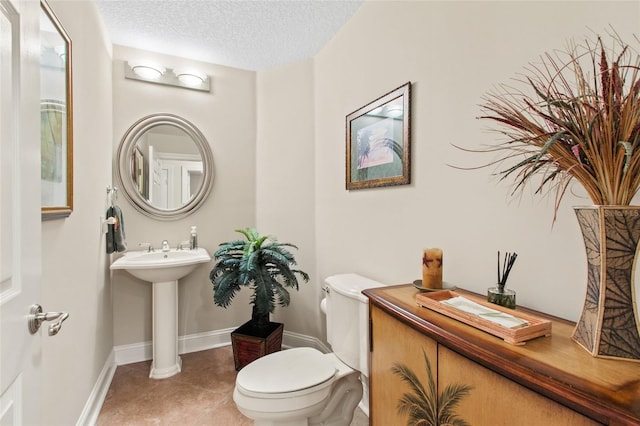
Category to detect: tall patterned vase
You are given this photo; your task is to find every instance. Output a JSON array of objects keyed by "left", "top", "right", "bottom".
[{"left": 573, "top": 206, "right": 640, "bottom": 361}]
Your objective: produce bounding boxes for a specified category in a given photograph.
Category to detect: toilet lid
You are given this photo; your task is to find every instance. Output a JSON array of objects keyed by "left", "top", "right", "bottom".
[{"left": 236, "top": 347, "right": 336, "bottom": 394}]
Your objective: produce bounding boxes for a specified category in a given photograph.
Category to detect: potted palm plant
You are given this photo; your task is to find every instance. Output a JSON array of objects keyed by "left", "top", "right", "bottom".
[
  {"left": 464, "top": 32, "right": 640, "bottom": 360},
  {"left": 209, "top": 228, "right": 309, "bottom": 370}
]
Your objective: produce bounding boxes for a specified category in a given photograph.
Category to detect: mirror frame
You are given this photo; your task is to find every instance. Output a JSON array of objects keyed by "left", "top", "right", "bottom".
[
  {"left": 115, "top": 113, "right": 214, "bottom": 220},
  {"left": 40, "top": 0, "right": 73, "bottom": 220}
]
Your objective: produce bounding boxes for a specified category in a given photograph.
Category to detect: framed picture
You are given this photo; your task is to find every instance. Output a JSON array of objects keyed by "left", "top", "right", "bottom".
[
  {"left": 40, "top": 0, "right": 73, "bottom": 220},
  {"left": 346, "top": 82, "right": 410, "bottom": 190},
  {"left": 133, "top": 147, "right": 145, "bottom": 196}
]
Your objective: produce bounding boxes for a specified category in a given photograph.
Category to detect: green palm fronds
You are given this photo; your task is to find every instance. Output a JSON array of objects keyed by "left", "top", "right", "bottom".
[
  {"left": 209, "top": 228, "right": 309, "bottom": 331},
  {"left": 465, "top": 32, "right": 640, "bottom": 220},
  {"left": 392, "top": 349, "right": 473, "bottom": 426}
]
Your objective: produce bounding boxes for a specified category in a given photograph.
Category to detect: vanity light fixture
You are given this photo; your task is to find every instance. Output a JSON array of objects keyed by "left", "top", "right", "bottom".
[
  {"left": 128, "top": 60, "right": 166, "bottom": 80},
  {"left": 124, "top": 61, "right": 211, "bottom": 93},
  {"left": 174, "top": 69, "right": 207, "bottom": 87}
]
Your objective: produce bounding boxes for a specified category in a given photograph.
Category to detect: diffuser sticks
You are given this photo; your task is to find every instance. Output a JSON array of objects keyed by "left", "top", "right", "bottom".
[{"left": 497, "top": 251, "right": 518, "bottom": 292}]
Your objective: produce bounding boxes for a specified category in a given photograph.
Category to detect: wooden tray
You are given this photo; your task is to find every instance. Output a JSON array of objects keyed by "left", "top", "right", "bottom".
[{"left": 416, "top": 290, "right": 552, "bottom": 345}]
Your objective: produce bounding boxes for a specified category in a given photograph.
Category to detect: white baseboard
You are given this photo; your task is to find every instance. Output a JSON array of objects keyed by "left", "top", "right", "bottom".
[
  {"left": 283, "top": 329, "right": 330, "bottom": 353},
  {"left": 114, "top": 327, "right": 328, "bottom": 365},
  {"left": 180, "top": 327, "right": 236, "bottom": 354},
  {"left": 112, "top": 340, "right": 152, "bottom": 366},
  {"left": 113, "top": 327, "right": 236, "bottom": 365},
  {"left": 76, "top": 350, "right": 117, "bottom": 426},
  {"left": 79, "top": 328, "right": 329, "bottom": 425}
]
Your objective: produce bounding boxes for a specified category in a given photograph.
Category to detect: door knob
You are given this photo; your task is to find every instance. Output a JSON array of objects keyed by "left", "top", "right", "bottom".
[{"left": 28, "top": 304, "right": 69, "bottom": 336}]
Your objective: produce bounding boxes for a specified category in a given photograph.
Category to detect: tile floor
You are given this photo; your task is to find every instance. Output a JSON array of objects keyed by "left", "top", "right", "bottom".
[{"left": 97, "top": 346, "right": 368, "bottom": 425}]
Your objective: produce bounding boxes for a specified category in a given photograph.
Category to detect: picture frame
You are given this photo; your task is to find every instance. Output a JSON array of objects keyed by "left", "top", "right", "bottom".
[
  {"left": 40, "top": 0, "right": 73, "bottom": 220},
  {"left": 133, "top": 146, "right": 145, "bottom": 196},
  {"left": 346, "top": 82, "right": 410, "bottom": 190}
]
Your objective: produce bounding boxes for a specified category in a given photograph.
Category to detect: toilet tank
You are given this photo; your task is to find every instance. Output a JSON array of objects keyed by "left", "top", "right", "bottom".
[{"left": 323, "top": 273, "right": 386, "bottom": 378}]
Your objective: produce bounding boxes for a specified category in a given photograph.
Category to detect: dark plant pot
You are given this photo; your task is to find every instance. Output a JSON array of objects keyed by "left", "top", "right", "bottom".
[{"left": 231, "top": 320, "right": 284, "bottom": 370}]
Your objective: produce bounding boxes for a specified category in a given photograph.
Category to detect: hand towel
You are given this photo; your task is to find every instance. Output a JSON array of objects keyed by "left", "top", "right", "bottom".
[
  {"left": 106, "top": 206, "right": 127, "bottom": 253},
  {"left": 441, "top": 296, "right": 529, "bottom": 329}
]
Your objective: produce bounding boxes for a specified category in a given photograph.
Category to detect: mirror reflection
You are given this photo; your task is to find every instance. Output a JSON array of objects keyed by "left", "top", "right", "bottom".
[
  {"left": 116, "top": 114, "right": 214, "bottom": 220},
  {"left": 132, "top": 125, "right": 204, "bottom": 210}
]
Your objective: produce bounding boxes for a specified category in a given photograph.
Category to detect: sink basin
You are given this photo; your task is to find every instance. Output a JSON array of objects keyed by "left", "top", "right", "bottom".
[{"left": 110, "top": 248, "right": 211, "bottom": 282}]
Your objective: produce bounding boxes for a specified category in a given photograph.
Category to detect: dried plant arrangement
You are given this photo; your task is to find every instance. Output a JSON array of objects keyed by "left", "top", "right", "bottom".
[{"left": 459, "top": 31, "right": 640, "bottom": 219}]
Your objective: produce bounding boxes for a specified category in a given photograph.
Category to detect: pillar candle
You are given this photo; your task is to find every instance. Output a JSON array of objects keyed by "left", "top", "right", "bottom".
[{"left": 422, "top": 248, "right": 443, "bottom": 289}]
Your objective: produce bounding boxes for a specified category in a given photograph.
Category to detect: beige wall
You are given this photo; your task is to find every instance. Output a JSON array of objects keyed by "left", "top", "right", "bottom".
[
  {"left": 256, "top": 60, "right": 318, "bottom": 335},
  {"left": 256, "top": 0, "right": 640, "bottom": 342},
  {"left": 40, "top": 1, "right": 114, "bottom": 424},
  {"left": 108, "top": 1, "right": 640, "bottom": 347},
  {"left": 110, "top": 46, "right": 257, "bottom": 346},
  {"left": 312, "top": 0, "right": 640, "bottom": 323}
]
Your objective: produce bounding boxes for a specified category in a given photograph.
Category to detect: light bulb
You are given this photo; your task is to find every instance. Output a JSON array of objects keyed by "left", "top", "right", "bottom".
[
  {"left": 174, "top": 68, "right": 207, "bottom": 87},
  {"left": 128, "top": 61, "right": 165, "bottom": 80}
]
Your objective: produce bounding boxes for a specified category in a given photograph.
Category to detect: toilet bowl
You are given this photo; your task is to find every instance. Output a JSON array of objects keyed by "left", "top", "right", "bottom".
[
  {"left": 232, "top": 273, "right": 386, "bottom": 426},
  {"left": 233, "top": 347, "right": 362, "bottom": 426}
]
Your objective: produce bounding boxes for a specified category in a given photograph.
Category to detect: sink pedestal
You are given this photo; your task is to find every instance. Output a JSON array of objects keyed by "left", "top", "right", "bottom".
[
  {"left": 109, "top": 248, "right": 212, "bottom": 379},
  {"left": 150, "top": 280, "right": 181, "bottom": 379}
]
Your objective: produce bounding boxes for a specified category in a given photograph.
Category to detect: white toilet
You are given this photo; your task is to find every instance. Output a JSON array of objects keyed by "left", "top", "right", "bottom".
[{"left": 233, "top": 273, "right": 386, "bottom": 426}]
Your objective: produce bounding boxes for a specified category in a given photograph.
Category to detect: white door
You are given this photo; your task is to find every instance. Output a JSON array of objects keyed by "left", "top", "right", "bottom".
[
  {"left": 1, "top": 0, "right": 44, "bottom": 424},
  {"left": 180, "top": 163, "right": 202, "bottom": 204}
]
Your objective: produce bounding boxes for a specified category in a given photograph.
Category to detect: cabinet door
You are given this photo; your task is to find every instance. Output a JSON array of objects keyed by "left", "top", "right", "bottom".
[
  {"left": 370, "top": 305, "right": 438, "bottom": 425},
  {"left": 438, "top": 346, "right": 601, "bottom": 426}
]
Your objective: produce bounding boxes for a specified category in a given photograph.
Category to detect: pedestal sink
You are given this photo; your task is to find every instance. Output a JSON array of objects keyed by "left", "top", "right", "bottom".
[{"left": 110, "top": 248, "right": 211, "bottom": 379}]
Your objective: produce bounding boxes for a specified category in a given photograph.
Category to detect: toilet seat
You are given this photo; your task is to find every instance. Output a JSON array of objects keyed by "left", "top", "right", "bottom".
[
  {"left": 234, "top": 348, "right": 357, "bottom": 420},
  {"left": 236, "top": 347, "right": 337, "bottom": 398}
]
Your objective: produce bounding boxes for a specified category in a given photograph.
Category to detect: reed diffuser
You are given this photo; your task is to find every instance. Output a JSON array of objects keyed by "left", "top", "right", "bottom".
[{"left": 488, "top": 251, "right": 518, "bottom": 309}]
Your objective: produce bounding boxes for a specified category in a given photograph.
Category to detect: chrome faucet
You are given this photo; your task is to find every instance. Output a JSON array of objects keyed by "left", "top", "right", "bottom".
[{"left": 162, "top": 240, "right": 170, "bottom": 252}]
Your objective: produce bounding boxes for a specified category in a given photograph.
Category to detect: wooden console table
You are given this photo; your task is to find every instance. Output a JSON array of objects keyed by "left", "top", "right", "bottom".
[{"left": 363, "top": 285, "right": 640, "bottom": 425}]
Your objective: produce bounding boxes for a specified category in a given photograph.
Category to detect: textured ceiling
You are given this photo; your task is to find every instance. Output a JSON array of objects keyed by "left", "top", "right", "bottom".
[{"left": 94, "top": 0, "right": 364, "bottom": 71}]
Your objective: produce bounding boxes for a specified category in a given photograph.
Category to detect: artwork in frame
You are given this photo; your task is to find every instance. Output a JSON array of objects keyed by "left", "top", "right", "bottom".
[
  {"left": 346, "top": 82, "right": 410, "bottom": 190},
  {"left": 132, "top": 147, "right": 145, "bottom": 197},
  {"left": 40, "top": 0, "right": 73, "bottom": 220}
]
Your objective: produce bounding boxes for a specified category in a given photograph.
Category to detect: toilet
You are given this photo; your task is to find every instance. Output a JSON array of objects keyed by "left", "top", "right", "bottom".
[{"left": 233, "top": 273, "right": 386, "bottom": 426}]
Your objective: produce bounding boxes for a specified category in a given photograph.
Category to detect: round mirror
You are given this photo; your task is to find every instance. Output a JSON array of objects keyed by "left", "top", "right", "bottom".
[{"left": 115, "top": 113, "right": 214, "bottom": 220}]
